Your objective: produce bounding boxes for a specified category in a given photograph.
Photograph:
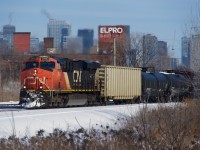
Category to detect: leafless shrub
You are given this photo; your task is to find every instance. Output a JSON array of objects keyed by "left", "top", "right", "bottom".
[
  {"left": 0, "top": 55, "right": 25, "bottom": 102},
  {"left": 118, "top": 102, "right": 200, "bottom": 150}
]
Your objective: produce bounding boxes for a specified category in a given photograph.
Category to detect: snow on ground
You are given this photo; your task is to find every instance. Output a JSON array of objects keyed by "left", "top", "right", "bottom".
[
  {"left": 0, "top": 102, "right": 175, "bottom": 138},
  {"left": 0, "top": 101, "right": 19, "bottom": 105}
]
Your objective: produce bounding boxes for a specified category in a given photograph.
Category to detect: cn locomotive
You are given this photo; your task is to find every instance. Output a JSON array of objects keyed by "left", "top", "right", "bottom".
[{"left": 19, "top": 55, "right": 193, "bottom": 108}]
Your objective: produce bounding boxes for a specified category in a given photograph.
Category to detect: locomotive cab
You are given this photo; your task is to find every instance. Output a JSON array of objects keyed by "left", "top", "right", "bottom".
[
  {"left": 19, "top": 56, "right": 69, "bottom": 108},
  {"left": 21, "top": 56, "right": 66, "bottom": 91}
]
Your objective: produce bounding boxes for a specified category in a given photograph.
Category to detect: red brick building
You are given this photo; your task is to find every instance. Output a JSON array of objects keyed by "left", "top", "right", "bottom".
[
  {"left": 44, "top": 37, "right": 54, "bottom": 53},
  {"left": 98, "top": 25, "right": 130, "bottom": 65},
  {"left": 13, "top": 32, "right": 30, "bottom": 54},
  {"left": 98, "top": 25, "right": 130, "bottom": 53}
]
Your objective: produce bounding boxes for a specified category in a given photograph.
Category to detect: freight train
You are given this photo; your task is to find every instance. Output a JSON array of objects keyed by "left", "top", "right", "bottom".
[{"left": 19, "top": 55, "right": 194, "bottom": 108}]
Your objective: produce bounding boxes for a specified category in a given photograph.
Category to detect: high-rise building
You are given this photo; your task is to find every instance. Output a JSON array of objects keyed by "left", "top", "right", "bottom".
[
  {"left": 169, "top": 58, "right": 179, "bottom": 69},
  {"left": 13, "top": 32, "right": 30, "bottom": 54},
  {"left": 142, "top": 34, "right": 170, "bottom": 70},
  {"left": 181, "top": 36, "right": 190, "bottom": 67},
  {"left": 78, "top": 29, "right": 94, "bottom": 54},
  {"left": 30, "top": 37, "right": 40, "bottom": 53},
  {"left": 3, "top": 25, "right": 15, "bottom": 34},
  {"left": 0, "top": 32, "right": 3, "bottom": 44},
  {"left": 3, "top": 24, "right": 15, "bottom": 45},
  {"left": 157, "top": 41, "right": 168, "bottom": 70},
  {"left": 0, "top": 32, "right": 3, "bottom": 37},
  {"left": 190, "top": 27, "right": 200, "bottom": 71},
  {"left": 47, "top": 19, "right": 71, "bottom": 53},
  {"left": 157, "top": 41, "right": 167, "bottom": 56},
  {"left": 142, "top": 34, "right": 158, "bottom": 67}
]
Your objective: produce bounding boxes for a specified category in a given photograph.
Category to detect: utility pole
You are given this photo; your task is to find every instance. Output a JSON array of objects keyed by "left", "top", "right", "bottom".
[{"left": 113, "top": 37, "right": 116, "bottom": 66}]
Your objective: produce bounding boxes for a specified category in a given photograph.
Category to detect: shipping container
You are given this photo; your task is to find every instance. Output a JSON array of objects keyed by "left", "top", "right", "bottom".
[{"left": 96, "top": 65, "right": 142, "bottom": 100}]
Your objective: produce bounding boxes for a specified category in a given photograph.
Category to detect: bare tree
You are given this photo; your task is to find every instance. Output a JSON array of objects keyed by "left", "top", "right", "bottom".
[
  {"left": 127, "top": 32, "right": 170, "bottom": 70},
  {"left": 127, "top": 32, "right": 143, "bottom": 67},
  {"left": 114, "top": 36, "right": 129, "bottom": 66}
]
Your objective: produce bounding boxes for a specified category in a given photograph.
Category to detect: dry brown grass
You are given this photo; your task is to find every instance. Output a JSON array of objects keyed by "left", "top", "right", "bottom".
[
  {"left": 0, "top": 91, "right": 19, "bottom": 102},
  {"left": 0, "top": 81, "right": 20, "bottom": 102}
]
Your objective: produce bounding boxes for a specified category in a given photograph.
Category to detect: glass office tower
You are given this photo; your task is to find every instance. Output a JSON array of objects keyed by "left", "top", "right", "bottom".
[{"left": 47, "top": 19, "right": 71, "bottom": 52}]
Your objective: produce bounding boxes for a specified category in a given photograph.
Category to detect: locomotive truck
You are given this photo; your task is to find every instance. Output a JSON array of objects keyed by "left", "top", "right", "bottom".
[{"left": 19, "top": 55, "right": 193, "bottom": 108}]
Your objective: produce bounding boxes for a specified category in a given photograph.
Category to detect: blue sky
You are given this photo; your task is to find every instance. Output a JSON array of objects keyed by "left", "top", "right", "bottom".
[{"left": 0, "top": 0, "right": 197, "bottom": 58}]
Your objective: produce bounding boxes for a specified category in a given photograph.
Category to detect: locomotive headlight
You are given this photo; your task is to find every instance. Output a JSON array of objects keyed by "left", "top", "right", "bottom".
[
  {"left": 34, "top": 69, "right": 37, "bottom": 74},
  {"left": 39, "top": 85, "right": 43, "bottom": 89},
  {"left": 23, "top": 85, "right": 26, "bottom": 89}
]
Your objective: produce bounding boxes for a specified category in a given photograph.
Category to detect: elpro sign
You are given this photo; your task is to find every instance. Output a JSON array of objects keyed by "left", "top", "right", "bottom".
[{"left": 100, "top": 27, "right": 123, "bottom": 34}]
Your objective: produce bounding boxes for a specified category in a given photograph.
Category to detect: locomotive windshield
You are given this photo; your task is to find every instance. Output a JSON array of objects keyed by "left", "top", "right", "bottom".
[
  {"left": 40, "top": 62, "right": 55, "bottom": 71},
  {"left": 24, "top": 62, "right": 39, "bottom": 70}
]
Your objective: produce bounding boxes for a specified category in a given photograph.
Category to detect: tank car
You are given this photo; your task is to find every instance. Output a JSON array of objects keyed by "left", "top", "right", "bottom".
[
  {"left": 19, "top": 56, "right": 100, "bottom": 108},
  {"left": 141, "top": 70, "right": 193, "bottom": 102}
]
